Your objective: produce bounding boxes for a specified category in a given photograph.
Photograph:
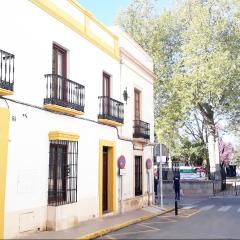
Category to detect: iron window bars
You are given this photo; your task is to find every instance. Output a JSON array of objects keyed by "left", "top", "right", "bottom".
[
  {"left": 133, "top": 120, "right": 150, "bottom": 140},
  {"left": 0, "top": 49, "right": 14, "bottom": 91},
  {"left": 44, "top": 74, "right": 85, "bottom": 113},
  {"left": 98, "top": 96, "right": 124, "bottom": 124},
  {"left": 48, "top": 140, "right": 78, "bottom": 206}
]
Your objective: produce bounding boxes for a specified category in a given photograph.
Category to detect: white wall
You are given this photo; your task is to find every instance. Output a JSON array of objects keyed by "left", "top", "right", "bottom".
[
  {"left": 0, "top": 1, "right": 155, "bottom": 237},
  {"left": 0, "top": 0, "right": 120, "bottom": 121}
]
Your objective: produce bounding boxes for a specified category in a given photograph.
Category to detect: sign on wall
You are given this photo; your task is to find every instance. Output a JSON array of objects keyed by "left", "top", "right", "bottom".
[
  {"left": 146, "top": 158, "right": 152, "bottom": 170},
  {"left": 118, "top": 155, "right": 126, "bottom": 169}
]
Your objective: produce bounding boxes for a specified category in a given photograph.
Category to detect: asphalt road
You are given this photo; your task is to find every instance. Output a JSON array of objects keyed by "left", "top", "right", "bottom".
[{"left": 98, "top": 196, "right": 240, "bottom": 239}]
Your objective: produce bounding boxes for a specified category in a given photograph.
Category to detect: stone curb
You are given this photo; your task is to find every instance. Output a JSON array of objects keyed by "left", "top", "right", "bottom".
[{"left": 77, "top": 208, "right": 174, "bottom": 239}]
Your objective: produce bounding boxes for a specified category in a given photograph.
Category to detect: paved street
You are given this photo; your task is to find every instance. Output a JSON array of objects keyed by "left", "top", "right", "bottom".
[{"left": 98, "top": 196, "right": 240, "bottom": 239}]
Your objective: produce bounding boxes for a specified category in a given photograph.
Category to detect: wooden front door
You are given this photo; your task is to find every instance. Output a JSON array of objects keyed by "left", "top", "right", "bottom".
[
  {"left": 135, "top": 156, "right": 142, "bottom": 196},
  {"left": 48, "top": 144, "right": 68, "bottom": 204},
  {"left": 102, "top": 147, "right": 108, "bottom": 212}
]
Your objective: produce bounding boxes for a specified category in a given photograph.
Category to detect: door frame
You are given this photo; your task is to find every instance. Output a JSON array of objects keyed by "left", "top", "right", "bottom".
[
  {"left": 99, "top": 140, "right": 116, "bottom": 217},
  {"left": 0, "top": 108, "right": 10, "bottom": 239}
]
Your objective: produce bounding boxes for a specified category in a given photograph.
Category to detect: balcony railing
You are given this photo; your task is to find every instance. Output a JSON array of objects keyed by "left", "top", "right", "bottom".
[
  {"left": 98, "top": 96, "right": 124, "bottom": 124},
  {"left": 133, "top": 120, "right": 150, "bottom": 140},
  {"left": 0, "top": 49, "right": 14, "bottom": 92},
  {"left": 44, "top": 74, "right": 85, "bottom": 113}
]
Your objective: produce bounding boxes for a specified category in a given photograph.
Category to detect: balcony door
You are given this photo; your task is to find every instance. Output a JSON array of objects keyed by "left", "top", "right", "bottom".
[
  {"left": 52, "top": 44, "right": 67, "bottom": 100},
  {"left": 134, "top": 89, "right": 141, "bottom": 120},
  {"left": 103, "top": 72, "right": 111, "bottom": 115}
]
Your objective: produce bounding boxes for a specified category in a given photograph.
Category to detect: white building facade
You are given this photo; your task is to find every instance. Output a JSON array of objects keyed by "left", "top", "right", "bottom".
[{"left": 0, "top": 1, "right": 154, "bottom": 238}]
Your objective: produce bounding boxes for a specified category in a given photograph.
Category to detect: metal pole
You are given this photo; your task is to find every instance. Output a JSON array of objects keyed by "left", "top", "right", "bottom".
[
  {"left": 120, "top": 175, "right": 123, "bottom": 214},
  {"left": 235, "top": 181, "right": 237, "bottom": 196},
  {"left": 175, "top": 200, "right": 178, "bottom": 215},
  {"left": 147, "top": 171, "right": 150, "bottom": 206},
  {"left": 160, "top": 144, "right": 163, "bottom": 208}
]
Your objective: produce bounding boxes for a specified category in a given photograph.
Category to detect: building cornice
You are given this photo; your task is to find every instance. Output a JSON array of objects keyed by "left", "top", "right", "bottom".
[
  {"left": 120, "top": 47, "right": 155, "bottom": 80},
  {"left": 29, "top": 0, "right": 120, "bottom": 60}
]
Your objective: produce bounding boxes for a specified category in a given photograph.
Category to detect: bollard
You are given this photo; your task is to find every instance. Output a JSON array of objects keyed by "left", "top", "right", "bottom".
[
  {"left": 213, "top": 180, "right": 216, "bottom": 196},
  {"left": 175, "top": 200, "right": 178, "bottom": 216},
  {"left": 235, "top": 181, "right": 237, "bottom": 196}
]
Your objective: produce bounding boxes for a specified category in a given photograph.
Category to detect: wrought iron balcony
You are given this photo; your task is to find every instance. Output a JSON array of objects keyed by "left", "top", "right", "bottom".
[
  {"left": 133, "top": 120, "right": 150, "bottom": 140},
  {"left": 44, "top": 74, "right": 85, "bottom": 116},
  {"left": 0, "top": 49, "right": 14, "bottom": 96},
  {"left": 98, "top": 96, "right": 124, "bottom": 126}
]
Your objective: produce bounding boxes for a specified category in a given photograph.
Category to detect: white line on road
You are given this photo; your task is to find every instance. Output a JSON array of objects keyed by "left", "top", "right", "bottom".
[
  {"left": 199, "top": 205, "right": 215, "bottom": 211},
  {"left": 182, "top": 205, "right": 197, "bottom": 210},
  {"left": 218, "top": 206, "right": 232, "bottom": 212}
]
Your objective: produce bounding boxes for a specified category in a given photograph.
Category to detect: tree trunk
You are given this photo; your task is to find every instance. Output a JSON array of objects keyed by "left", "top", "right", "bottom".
[
  {"left": 208, "top": 133, "right": 221, "bottom": 179},
  {"left": 197, "top": 103, "right": 221, "bottom": 179}
]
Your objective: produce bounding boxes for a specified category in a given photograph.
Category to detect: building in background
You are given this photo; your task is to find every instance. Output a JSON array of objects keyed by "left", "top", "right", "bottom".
[{"left": 0, "top": 0, "right": 154, "bottom": 238}]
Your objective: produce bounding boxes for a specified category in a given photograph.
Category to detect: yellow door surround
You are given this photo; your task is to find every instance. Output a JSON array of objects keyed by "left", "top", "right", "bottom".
[
  {"left": 99, "top": 140, "right": 116, "bottom": 217},
  {"left": 0, "top": 108, "right": 10, "bottom": 239}
]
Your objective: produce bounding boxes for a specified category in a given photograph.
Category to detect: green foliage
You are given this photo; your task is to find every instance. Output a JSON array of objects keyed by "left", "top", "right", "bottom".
[{"left": 116, "top": 0, "right": 240, "bottom": 157}]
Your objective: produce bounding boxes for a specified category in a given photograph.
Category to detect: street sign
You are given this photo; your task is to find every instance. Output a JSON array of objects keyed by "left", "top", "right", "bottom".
[
  {"left": 146, "top": 159, "right": 152, "bottom": 169},
  {"left": 119, "top": 168, "right": 126, "bottom": 176},
  {"left": 157, "top": 156, "right": 167, "bottom": 163},
  {"left": 118, "top": 155, "right": 126, "bottom": 169}
]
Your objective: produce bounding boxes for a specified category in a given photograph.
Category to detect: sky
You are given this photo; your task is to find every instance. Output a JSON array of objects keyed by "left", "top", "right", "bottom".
[{"left": 77, "top": 0, "right": 173, "bottom": 26}]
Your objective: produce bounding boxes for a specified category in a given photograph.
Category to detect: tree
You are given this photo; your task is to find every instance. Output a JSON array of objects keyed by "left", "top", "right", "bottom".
[
  {"left": 116, "top": 0, "right": 240, "bottom": 176},
  {"left": 219, "top": 140, "right": 234, "bottom": 165}
]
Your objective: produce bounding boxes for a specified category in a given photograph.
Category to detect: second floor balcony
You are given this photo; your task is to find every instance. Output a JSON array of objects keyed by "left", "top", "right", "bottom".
[
  {"left": 98, "top": 96, "right": 124, "bottom": 126},
  {"left": 133, "top": 120, "right": 150, "bottom": 140},
  {"left": 0, "top": 49, "right": 14, "bottom": 96},
  {"left": 44, "top": 74, "right": 85, "bottom": 116}
]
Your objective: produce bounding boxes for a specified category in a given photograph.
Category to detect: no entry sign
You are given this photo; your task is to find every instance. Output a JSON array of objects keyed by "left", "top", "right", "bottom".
[
  {"left": 146, "top": 158, "right": 152, "bottom": 170},
  {"left": 118, "top": 155, "right": 126, "bottom": 169}
]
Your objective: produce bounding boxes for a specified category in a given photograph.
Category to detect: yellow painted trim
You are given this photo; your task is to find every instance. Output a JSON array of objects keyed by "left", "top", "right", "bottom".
[
  {"left": 99, "top": 140, "right": 116, "bottom": 218},
  {"left": 68, "top": 0, "right": 119, "bottom": 41},
  {"left": 0, "top": 108, "right": 10, "bottom": 239},
  {"left": 29, "top": 0, "right": 120, "bottom": 60},
  {"left": 44, "top": 104, "right": 84, "bottom": 116},
  {"left": 77, "top": 208, "right": 175, "bottom": 239},
  {"left": 48, "top": 131, "right": 79, "bottom": 141},
  {"left": 0, "top": 88, "right": 13, "bottom": 96},
  {"left": 98, "top": 119, "right": 123, "bottom": 127}
]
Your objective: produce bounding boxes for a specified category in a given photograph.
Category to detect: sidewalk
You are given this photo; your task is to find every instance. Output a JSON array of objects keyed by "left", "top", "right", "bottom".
[{"left": 19, "top": 206, "right": 173, "bottom": 239}]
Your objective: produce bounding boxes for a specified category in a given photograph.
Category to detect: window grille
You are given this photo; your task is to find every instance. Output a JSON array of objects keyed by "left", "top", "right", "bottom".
[{"left": 48, "top": 140, "right": 78, "bottom": 206}]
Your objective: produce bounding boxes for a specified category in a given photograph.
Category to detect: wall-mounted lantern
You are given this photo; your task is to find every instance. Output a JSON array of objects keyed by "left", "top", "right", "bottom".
[{"left": 123, "top": 87, "right": 130, "bottom": 104}]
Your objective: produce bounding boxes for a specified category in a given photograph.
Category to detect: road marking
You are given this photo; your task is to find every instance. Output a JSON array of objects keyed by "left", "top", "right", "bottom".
[
  {"left": 237, "top": 208, "right": 240, "bottom": 212},
  {"left": 105, "top": 235, "right": 116, "bottom": 239},
  {"left": 110, "top": 229, "right": 159, "bottom": 236},
  {"left": 181, "top": 205, "right": 197, "bottom": 210},
  {"left": 138, "top": 223, "right": 160, "bottom": 230},
  {"left": 200, "top": 205, "right": 215, "bottom": 211},
  {"left": 218, "top": 206, "right": 232, "bottom": 212},
  {"left": 143, "top": 220, "right": 177, "bottom": 224}
]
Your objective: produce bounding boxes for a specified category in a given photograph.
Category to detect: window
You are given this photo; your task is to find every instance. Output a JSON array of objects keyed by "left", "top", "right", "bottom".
[
  {"left": 135, "top": 156, "right": 142, "bottom": 196},
  {"left": 48, "top": 140, "right": 78, "bottom": 206},
  {"left": 134, "top": 89, "right": 141, "bottom": 120}
]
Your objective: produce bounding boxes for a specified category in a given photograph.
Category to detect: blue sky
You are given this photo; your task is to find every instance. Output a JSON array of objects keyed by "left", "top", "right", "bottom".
[{"left": 77, "top": 0, "right": 173, "bottom": 26}]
